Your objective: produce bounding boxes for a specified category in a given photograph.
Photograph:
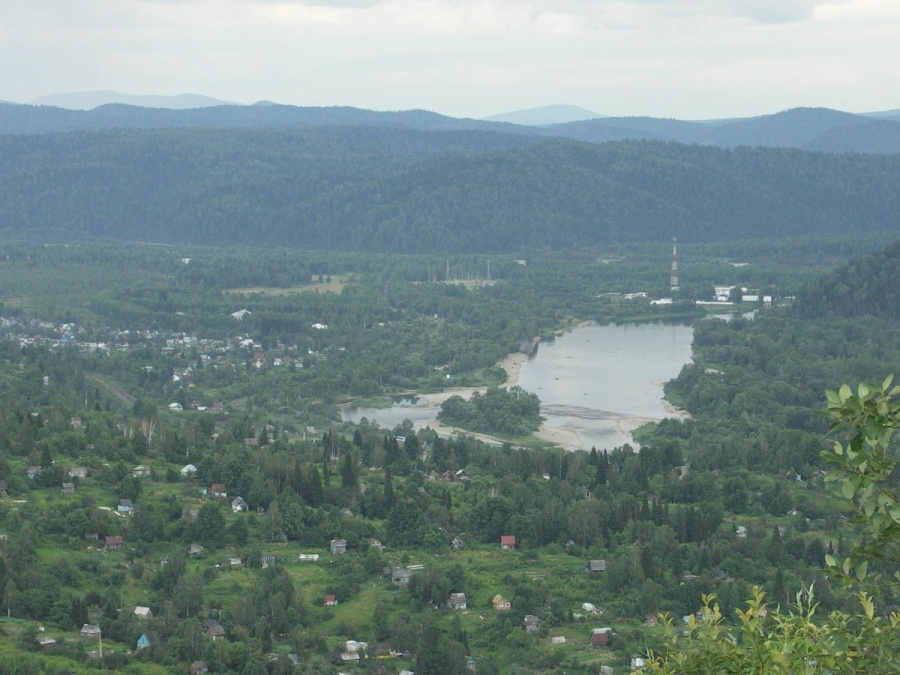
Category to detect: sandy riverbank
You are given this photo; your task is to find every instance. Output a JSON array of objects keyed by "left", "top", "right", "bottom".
[
  {"left": 378, "top": 351, "right": 685, "bottom": 452},
  {"left": 413, "top": 351, "right": 586, "bottom": 449},
  {"left": 417, "top": 351, "right": 528, "bottom": 407},
  {"left": 417, "top": 416, "right": 582, "bottom": 451},
  {"left": 652, "top": 379, "right": 691, "bottom": 419},
  {"left": 533, "top": 424, "right": 583, "bottom": 450}
]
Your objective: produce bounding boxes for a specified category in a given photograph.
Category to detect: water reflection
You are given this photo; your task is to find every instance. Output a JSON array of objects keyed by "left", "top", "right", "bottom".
[{"left": 342, "top": 322, "right": 694, "bottom": 452}]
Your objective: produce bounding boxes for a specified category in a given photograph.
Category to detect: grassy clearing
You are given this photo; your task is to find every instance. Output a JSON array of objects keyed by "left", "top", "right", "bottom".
[{"left": 225, "top": 275, "right": 348, "bottom": 296}]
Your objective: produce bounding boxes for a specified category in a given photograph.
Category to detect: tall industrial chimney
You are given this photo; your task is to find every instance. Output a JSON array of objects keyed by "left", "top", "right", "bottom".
[{"left": 670, "top": 237, "right": 679, "bottom": 291}]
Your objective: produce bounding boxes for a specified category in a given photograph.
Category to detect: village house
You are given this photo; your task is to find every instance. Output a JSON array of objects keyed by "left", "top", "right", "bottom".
[
  {"left": 231, "top": 496, "right": 248, "bottom": 512},
  {"left": 368, "top": 537, "right": 384, "bottom": 551},
  {"left": 523, "top": 615, "right": 541, "bottom": 632},
  {"left": 61, "top": 482, "right": 75, "bottom": 495},
  {"left": 324, "top": 594, "right": 337, "bottom": 607},
  {"left": 69, "top": 416, "right": 82, "bottom": 429},
  {"left": 260, "top": 555, "right": 277, "bottom": 568},
  {"left": 80, "top": 624, "right": 101, "bottom": 640},
  {"left": 392, "top": 568, "right": 412, "bottom": 586},
  {"left": 330, "top": 538, "right": 347, "bottom": 555},
  {"left": 26, "top": 465, "right": 41, "bottom": 479},
  {"left": 134, "top": 606, "right": 153, "bottom": 619},
  {"left": 136, "top": 631, "right": 160, "bottom": 650},
  {"left": 587, "top": 559, "right": 607, "bottom": 576},
  {"left": 188, "top": 544, "right": 205, "bottom": 558},
  {"left": 631, "top": 653, "right": 646, "bottom": 670},
  {"left": 344, "top": 639, "right": 368, "bottom": 654},
  {"left": 117, "top": 498, "right": 133, "bottom": 514},
  {"left": 500, "top": 535, "right": 516, "bottom": 550},
  {"left": 451, "top": 536, "right": 464, "bottom": 550},
  {"left": 448, "top": 593, "right": 467, "bottom": 610},
  {"left": 202, "top": 619, "right": 225, "bottom": 641},
  {"left": 467, "top": 656, "right": 477, "bottom": 671},
  {"left": 132, "top": 464, "right": 152, "bottom": 478},
  {"left": 492, "top": 595, "right": 511, "bottom": 612},
  {"left": 180, "top": 464, "right": 197, "bottom": 477},
  {"left": 190, "top": 661, "right": 209, "bottom": 675},
  {"left": 211, "top": 483, "right": 227, "bottom": 498},
  {"left": 68, "top": 466, "right": 88, "bottom": 479},
  {"left": 104, "top": 535, "right": 123, "bottom": 551},
  {"left": 591, "top": 627, "right": 611, "bottom": 647}
]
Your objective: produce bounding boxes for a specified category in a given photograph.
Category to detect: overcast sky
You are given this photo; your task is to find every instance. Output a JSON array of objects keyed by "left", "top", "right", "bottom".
[{"left": 2, "top": 0, "right": 898, "bottom": 119}]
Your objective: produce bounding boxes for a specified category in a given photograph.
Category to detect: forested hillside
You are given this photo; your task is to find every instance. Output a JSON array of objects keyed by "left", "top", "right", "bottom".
[
  {"left": 552, "top": 108, "right": 900, "bottom": 154},
  {"left": 1, "top": 129, "right": 899, "bottom": 252},
  {"left": 792, "top": 238, "right": 900, "bottom": 319},
  {"left": 664, "top": 238, "right": 900, "bottom": 473},
  {"left": 0, "top": 102, "right": 518, "bottom": 136}
]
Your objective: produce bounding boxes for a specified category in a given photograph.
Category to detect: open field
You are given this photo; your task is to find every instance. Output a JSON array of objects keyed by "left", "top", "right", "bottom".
[{"left": 225, "top": 275, "right": 348, "bottom": 295}]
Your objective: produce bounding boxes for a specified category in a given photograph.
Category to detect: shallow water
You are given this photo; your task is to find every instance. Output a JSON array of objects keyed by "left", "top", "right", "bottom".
[{"left": 343, "top": 322, "right": 694, "bottom": 451}]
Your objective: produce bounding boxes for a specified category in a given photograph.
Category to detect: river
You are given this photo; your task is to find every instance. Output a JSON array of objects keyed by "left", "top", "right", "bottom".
[{"left": 342, "top": 322, "right": 694, "bottom": 451}]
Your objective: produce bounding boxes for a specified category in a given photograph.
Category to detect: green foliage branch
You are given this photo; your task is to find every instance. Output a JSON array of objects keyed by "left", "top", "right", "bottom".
[{"left": 822, "top": 375, "right": 900, "bottom": 586}]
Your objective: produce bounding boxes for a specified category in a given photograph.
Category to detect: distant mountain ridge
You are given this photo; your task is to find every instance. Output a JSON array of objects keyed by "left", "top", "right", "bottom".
[
  {"left": 862, "top": 109, "right": 900, "bottom": 121},
  {"left": 30, "top": 91, "right": 238, "bottom": 110},
  {"left": 0, "top": 102, "right": 521, "bottom": 136},
  {"left": 483, "top": 104, "right": 602, "bottom": 125},
  {"left": 541, "top": 107, "right": 900, "bottom": 154},
  {"left": 1, "top": 101, "right": 899, "bottom": 153}
]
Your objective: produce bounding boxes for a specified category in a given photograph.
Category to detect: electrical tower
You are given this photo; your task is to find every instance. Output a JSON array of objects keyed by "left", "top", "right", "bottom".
[{"left": 670, "top": 237, "right": 679, "bottom": 291}]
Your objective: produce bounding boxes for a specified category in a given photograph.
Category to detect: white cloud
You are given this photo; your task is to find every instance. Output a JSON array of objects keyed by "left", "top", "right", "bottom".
[{"left": 0, "top": 0, "right": 897, "bottom": 118}]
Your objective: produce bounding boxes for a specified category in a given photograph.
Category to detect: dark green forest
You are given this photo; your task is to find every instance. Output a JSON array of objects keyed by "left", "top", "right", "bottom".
[{"left": 1, "top": 128, "right": 899, "bottom": 252}]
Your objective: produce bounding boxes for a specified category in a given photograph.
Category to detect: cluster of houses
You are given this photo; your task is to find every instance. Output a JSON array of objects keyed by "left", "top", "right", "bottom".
[
  {"left": 73, "top": 528, "right": 635, "bottom": 671},
  {"left": 702, "top": 285, "right": 774, "bottom": 306}
]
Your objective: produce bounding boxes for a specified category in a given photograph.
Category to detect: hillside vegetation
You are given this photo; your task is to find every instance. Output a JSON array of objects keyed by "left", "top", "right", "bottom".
[
  {"left": 1, "top": 130, "right": 899, "bottom": 252},
  {"left": 0, "top": 240, "right": 896, "bottom": 672}
]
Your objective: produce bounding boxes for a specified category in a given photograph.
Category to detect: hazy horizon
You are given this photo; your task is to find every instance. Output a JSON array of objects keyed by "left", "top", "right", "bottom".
[
  {"left": 5, "top": 91, "right": 899, "bottom": 122},
  {"left": 1, "top": 1, "right": 898, "bottom": 120}
]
